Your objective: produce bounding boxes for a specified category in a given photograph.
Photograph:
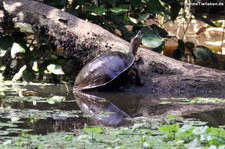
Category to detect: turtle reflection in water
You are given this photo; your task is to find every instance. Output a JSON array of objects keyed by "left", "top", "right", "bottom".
[
  {"left": 74, "top": 31, "right": 144, "bottom": 91},
  {"left": 74, "top": 92, "right": 131, "bottom": 126}
]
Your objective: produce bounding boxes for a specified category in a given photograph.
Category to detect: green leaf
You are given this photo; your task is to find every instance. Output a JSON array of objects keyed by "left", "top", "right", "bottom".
[
  {"left": 166, "top": 115, "right": 182, "bottom": 120},
  {"left": 47, "top": 96, "right": 65, "bottom": 104},
  {"left": 142, "top": 34, "right": 162, "bottom": 48},
  {"left": 145, "top": 0, "right": 168, "bottom": 15},
  {"left": 0, "top": 49, "right": 7, "bottom": 57},
  {"left": 129, "top": 13, "right": 150, "bottom": 24},
  {"left": 84, "top": 127, "right": 104, "bottom": 134},
  {"left": 92, "top": 7, "right": 107, "bottom": 16},
  {"left": 22, "top": 69, "right": 35, "bottom": 82},
  {"left": 109, "top": 7, "right": 128, "bottom": 13},
  {"left": 161, "top": 0, "right": 181, "bottom": 21},
  {"left": 178, "top": 125, "right": 193, "bottom": 133},
  {"left": 159, "top": 124, "right": 180, "bottom": 133},
  {"left": 193, "top": 126, "right": 208, "bottom": 135},
  {"left": 0, "top": 36, "right": 13, "bottom": 51},
  {"left": 109, "top": 15, "right": 131, "bottom": 26},
  {"left": 194, "top": 46, "right": 218, "bottom": 64},
  {"left": 83, "top": 5, "right": 107, "bottom": 16},
  {"left": 66, "top": 9, "right": 79, "bottom": 16},
  {"left": 131, "top": 0, "right": 142, "bottom": 6},
  {"left": 0, "top": 36, "right": 13, "bottom": 57},
  {"left": 47, "top": 64, "right": 65, "bottom": 75},
  {"left": 12, "top": 65, "right": 26, "bottom": 81},
  {"left": 152, "top": 41, "right": 165, "bottom": 53},
  {"left": 149, "top": 24, "right": 168, "bottom": 38},
  {"left": 10, "top": 42, "right": 26, "bottom": 58},
  {"left": 170, "top": 5, "right": 181, "bottom": 21},
  {"left": 207, "top": 127, "right": 225, "bottom": 136},
  {"left": 32, "top": 61, "right": 39, "bottom": 72},
  {"left": 139, "top": 13, "right": 150, "bottom": 22},
  {"left": 129, "top": 17, "right": 139, "bottom": 24}
]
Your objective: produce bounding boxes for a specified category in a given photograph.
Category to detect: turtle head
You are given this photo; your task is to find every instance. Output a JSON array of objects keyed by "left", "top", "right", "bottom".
[{"left": 130, "top": 31, "right": 143, "bottom": 55}]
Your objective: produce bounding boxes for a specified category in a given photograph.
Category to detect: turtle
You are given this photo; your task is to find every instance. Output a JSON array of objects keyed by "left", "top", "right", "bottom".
[{"left": 74, "top": 31, "right": 144, "bottom": 91}]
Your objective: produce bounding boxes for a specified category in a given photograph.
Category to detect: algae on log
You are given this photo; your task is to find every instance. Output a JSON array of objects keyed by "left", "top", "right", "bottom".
[{"left": 2, "top": 0, "right": 225, "bottom": 95}]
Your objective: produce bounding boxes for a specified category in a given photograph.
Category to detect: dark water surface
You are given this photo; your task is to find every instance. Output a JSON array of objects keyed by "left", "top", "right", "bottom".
[{"left": 0, "top": 83, "right": 225, "bottom": 136}]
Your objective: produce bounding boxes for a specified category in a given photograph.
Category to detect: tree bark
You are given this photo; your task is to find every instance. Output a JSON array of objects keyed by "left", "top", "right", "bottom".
[{"left": 2, "top": 0, "right": 225, "bottom": 96}]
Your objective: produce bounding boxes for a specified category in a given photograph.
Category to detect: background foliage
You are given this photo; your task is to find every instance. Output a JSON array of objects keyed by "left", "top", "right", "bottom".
[{"left": 0, "top": 0, "right": 223, "bottom": 83}]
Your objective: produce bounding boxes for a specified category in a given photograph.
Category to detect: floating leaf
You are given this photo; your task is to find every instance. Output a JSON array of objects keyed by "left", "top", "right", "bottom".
[
  {"left": 22, "top": 69, "right": 35, "bottom": 82},
  {"left": 142, "top": 34, "right": 162, "bottom": 48},
  {"left": 84, "top": 127, "right": 104, "bottom": 134},
  {"left": 12, "top": 65, "right": 26, "bottom": 81},
  {"left": 178, "top": 124, "right": 193, "bottom": 133},
  {"left": 193, "top": 126, "right": 208, "bottom": 135},
  {"left": 11, "top": 117, "right": 20, "bottom": 122},
  {"left": 47, "top": 96, "right": 65, "bottom": 104},
  {"left": 2, "top": 139, "right": 11, "bottom": 145},
  {"left": 159, "top": 124, "right": 180, "bottom": 133},
  {"left": 0, "top": 122, "right": 17, "bottom": 128},
  {"left": 47, "top": 64, "right": 65, "bottom": 75},
  {"left": 166, "top": 115, "right": 182, "bottom": 120},
  {"left": 32, "top": 61, "right": 39, "bottom": 72},
  {"left": 11, "top": 43, "right": 26, "bottom": 58},
  {"left": 194, "top": 46, "right": 218, "bottom": 64}
]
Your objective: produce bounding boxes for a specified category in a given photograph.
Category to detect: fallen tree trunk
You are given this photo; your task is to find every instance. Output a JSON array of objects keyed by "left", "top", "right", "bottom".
[{"left": 2, "top": 0, "right": 225, "bottom": 96}]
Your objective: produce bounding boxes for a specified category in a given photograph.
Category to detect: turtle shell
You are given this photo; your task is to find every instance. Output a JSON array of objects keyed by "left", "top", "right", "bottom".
[{"left": 74, "top": 51, "right": 134, "bottom": 90}]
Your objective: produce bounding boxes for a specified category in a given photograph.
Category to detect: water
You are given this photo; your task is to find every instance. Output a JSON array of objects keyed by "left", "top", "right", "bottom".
[{"left": 0, "top": 83, "right": 225, "bottom": 137}]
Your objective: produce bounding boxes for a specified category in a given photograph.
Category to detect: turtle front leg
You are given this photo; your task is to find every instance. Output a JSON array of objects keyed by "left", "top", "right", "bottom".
[{"left": 129, "top": 63, "right": 144, "bottom": 86}]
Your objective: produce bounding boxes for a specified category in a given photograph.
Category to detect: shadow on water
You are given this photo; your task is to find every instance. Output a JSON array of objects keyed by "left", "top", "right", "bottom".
[{"left": 1, "top": 83, "right": 225, "bottom": 136}]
